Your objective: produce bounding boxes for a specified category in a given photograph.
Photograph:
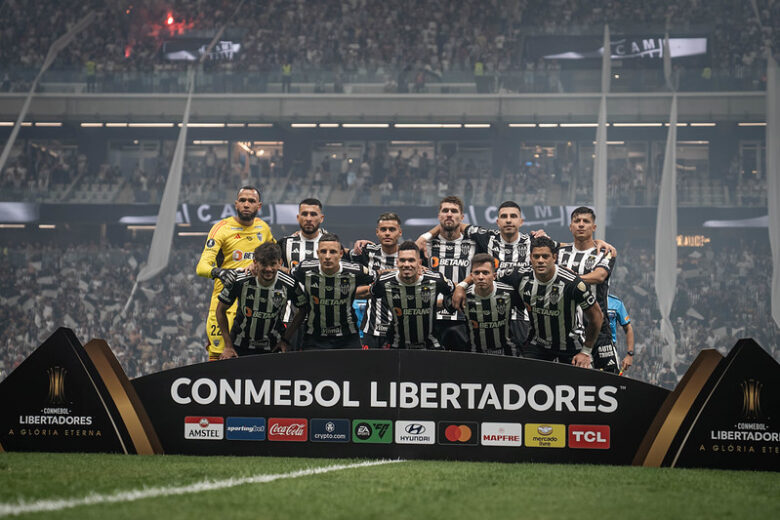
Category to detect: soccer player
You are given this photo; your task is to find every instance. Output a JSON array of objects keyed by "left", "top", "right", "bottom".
[
  {"left": 350, "top": 212, "right": 403, "bottom": 349},
  {"left": 461, "top": 253, "right": 521, "bottom": 356},
  {"left": 421, "top": 196, "right": 475, "bottom": 351},
  {"left": 278, "top": 198, "right": 326, "bottom": 270},
  {"left": 607, "top": 293, "right": 635, "bottom": 373},
  {"left": 293, "top": 233, "right": 377, "bottom": 350},
  {"left": 557, "top": 206, "right": 619, "bottom": 372},
  {"left": 196, "top": 186, "right": 275, "bottom": 360},
  {"left": 512, "top": 236, "right": 602, "bottom": 368},
  {"left": 369, "top": 241, "right": 455, "bottom": 349},
  {"left": 215, "top": 243, "right": 308, "bottom": 358}
]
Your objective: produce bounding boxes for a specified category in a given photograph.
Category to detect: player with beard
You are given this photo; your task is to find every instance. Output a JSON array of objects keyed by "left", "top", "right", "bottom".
[
  {"left": 350, "top": 212, "right": 403, "bottom": 349},
  {"left": 557, "top": 207, "right": 619, "bottom": 372},
  {"left": 369, "top": 241, "right": 455, "bottom": 349},
  {"left": 278, "top": 198, "right": 326, "bottom": 271},
  {"left": 196, "top": 186, "right": 275, "bottom": 360}
]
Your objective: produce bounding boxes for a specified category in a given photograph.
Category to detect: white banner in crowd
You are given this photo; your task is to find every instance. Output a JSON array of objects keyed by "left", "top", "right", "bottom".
[{"left": 593, "top": 24, "right": 610, "bottom": 241}]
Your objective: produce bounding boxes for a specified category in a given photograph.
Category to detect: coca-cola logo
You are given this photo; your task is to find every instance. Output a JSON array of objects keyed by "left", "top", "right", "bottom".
[{"left": 268, "top": 418, "right": 308, "bottom": 442}]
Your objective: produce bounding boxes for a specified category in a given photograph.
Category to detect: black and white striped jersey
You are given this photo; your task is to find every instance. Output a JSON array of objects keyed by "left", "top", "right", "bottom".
[
  {"left": 464, "top": 225, "right": 531, "bottom": 271},
  {"left": 557, "top": 245, "right": 614, "bottom": 345},
  {"left": 218, "top": 271, "right": 307, "bottom": 350},
  {"left": 503, "top": 266, "right": 597, "bottom": 353},
  {"left": 350, "top": 243, "right": 398, "bottom": 336},
  {"left": 293, "top": 259, "right": 377, "bottom": 337},
  {"left": 370, "top": 271, "right": 455, "bottom": 349},
  {"left": 278, "top": 230, "right": 324, "bottom": 321},
  {"left": 424, "top": 235, "right": 476, "bottom": 320},
  {"left": 463, "top": 282, "right": 520, "bottom": 356}
]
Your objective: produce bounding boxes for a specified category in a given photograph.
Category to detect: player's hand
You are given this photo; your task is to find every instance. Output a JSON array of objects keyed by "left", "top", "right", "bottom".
[
  {"left": 247, "top": 262, "right": 260, "bottom": 277},
  {"left": 572, "top": 352, "right": 592, "bottom": 368},
  {"left": 415, "top": 235, "right": 428, "bottom": 253},
  {"left": 219, "top": 346, "right": 238, "bottom": 360},
  {"left": 529, "top": 229, "right": 549, "bottom": 238},
  {"left": 211, "top": 267, "right": 238, "bottom": 286},
  {"left": 594, "top": 239, "right": 617, "bottom": 258},
  {"left": 353, "top": 240, "right": 373, "bottom": 255},
  {"left": 621, "top": 354, "right": 633, "bottom": 372},
  {"left": 452, "top": 285, "right": 466, "bottom": 311}
]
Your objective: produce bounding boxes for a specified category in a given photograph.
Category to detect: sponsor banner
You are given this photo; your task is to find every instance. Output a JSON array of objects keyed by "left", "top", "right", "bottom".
[
  {"left": 481, "top": 422, "right": 523, "bottom": 447},
  {"left": 525, "top": 423, "right": 566, "bottom": 448},
  {"left": 525, "top": 35, "right": 708, "bottom": 62},
  {"left": 310, "top": 419, "right": 350, "bottom": 442},
  {"left": 438, "top": 422, "right": 479, "bottom": 446},
  {"left": 568, "top": 425, "right": 610, "bottom": 449},
  {"left": 185, "top": 416, "right": 224, "bottom": 440},
  {"left": 162, "top": 38, "right": 241, "bottom": 61},
  {"left": 352, "top": 420, "right": 393, "bottom": 444},
  {"left": 268, "top": 418, "right": 307, "bottom": 442},
  {"left": 395, "top": 421, "right": 435, "bottom": 445},
  {"left": 225, "top": 417, "right": 266, "bottom": 441}
]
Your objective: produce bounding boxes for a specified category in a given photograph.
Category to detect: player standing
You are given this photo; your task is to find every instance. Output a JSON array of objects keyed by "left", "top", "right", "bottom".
[
  {"left": 607, "top": 293, "right": 635, "bottom": 373},
  {"left": 557, "top": 207, "right": 619, "bottom": 372},
  {"left": 196, "top": 186, "right": 274, "bottom": 360},
  {"left": 369, "top": 241, "right": 455, "bottom": 349}
]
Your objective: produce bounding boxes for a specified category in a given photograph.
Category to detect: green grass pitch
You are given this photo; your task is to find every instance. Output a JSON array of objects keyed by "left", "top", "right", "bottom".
[{"left": 0, "top": 452, "right": 778, "bottom": 519}]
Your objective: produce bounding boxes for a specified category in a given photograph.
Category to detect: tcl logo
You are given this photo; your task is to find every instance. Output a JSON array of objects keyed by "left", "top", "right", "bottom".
[
  {"left": 268, "top": 418, "right": 308, "bottom": 442},
  {"left": 568, "top": 425, "right": 610, "bottom": 449}
]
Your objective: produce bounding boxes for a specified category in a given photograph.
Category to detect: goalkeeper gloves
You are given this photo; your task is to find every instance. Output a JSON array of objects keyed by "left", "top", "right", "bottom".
[{"left": 211, "top": 267, "right": 238, "bottom": 286}]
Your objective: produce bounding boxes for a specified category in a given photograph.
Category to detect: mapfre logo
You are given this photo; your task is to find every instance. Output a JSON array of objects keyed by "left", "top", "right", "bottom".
[
  {"left": 268, "top": 418, "right": 307, "bottom": 442},
  {"left": 568, "top": 425, "right": 610, "bottom": 449},
  {"left": 184, "top": 416, "right": 224, "bottom": 440},
  {"left": 480, "top": 422, "right": 523, "bottom": 447}
]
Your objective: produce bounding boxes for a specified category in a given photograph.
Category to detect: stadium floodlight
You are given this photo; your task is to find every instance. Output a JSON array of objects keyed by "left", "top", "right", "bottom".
[
  {"left": 128, "top": 123, "right": 175, "bottom": 128},
  {"left": 737, "top": 122, "right": 766, "bottom": 126},
  {"left": 592, "top": 141, "right": 625, "bottom": 145},
  {"left": 508, "top": 123, "right": 537, "bottom": 128},
  {"left": 318, "top": 123, "right": 339, "bottom": 128},
  {"left": 192, "top": 140, "right": 228, "bottom": 145},
  {"left": 689, "top": 122, "right": 716, "bottom": 127},
  {"left": 80, "top": 122, "right": 104, "bottom": 127},
  {"left": 0, "top": 122, "right": 15, "bottom": 126},
  {"left": 560, "top": 123, "right": 599, "bottom": 127},
  {"left": 463, "top": 123, "right": 491, "bottom": 128},
  {"left": 20, "top": 122, "right": 32, "bottom": 127},
  {"left": 183, "top": 123, "right": 225, "bottom": 128},
  {"left": 105, "top": 123, "right": 128, "bottom": 127},
  {"left": 38, "top": 224, "right": 56, "bottom": 229},
  {"left": 612, "top": 122, "right": 663, "bottom": 127},
  {"left": 35, "top": 122, "right": 62, "bottom": 127},
  {"left": 127, "top": 225, "right": 156, "bottom": 230},
  {"left": 226, "top": 123, "right": 245, "bottom": 128},
  {"left": 538, "top": 123, "right": 558, "bottom": 128},
  {"left": 0, "top": 224, "right": 25, "bottom": 228},
  {"left": 178, "top": 231, "right": 209, "bottom": 236},
  {"left": 342, "top": 123, "right": 390, "bottom": 128},
  {"left": 247, "top": 123, "right": 273, "bottom": 127},
  {"left": 394, "top": 123, "right": 462, "bottom": 128},
  {"left": 291, "top": 123, "right": 317, "bottom": 128}
]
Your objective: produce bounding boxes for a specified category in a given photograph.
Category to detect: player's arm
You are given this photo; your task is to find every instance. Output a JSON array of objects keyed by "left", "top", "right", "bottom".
[
  {"left": 416, "top": 224, "right": 441, "bottom": 251},
  {"left": 578, "top": 267, "right": 609, "bottom": 284},
  {"left": 196, "top": 225, "right": 223, "bottom": 278},
  {"left": 216, "top": 300, "right": 238, "bottom": 359},
  {"left": 352, "top": 240, "right": 374, "bottom": 256},
  {"left": 621, "top": 322, "right": 635, "bottom": 372},
  {"left": 573, "top": 303, "right": 603, "bottom": 368},
  {"left": 356, "top": 285, "right": 371, "bottom": 298}
]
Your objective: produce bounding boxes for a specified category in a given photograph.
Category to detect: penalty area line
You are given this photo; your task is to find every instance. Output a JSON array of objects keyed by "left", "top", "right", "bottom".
[{"left": 0, "top": 459, "right": 404, "bottom": 517}]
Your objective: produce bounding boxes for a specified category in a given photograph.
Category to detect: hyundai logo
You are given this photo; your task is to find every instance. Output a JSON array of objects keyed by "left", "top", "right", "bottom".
[{"left": 405, "top": 423, "right": 426, "bottom": 435}]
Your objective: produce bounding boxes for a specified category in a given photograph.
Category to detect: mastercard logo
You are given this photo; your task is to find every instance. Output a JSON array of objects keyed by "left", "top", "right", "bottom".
[{"left": 445, "top": 424, "right": 472, "bottom": 442}]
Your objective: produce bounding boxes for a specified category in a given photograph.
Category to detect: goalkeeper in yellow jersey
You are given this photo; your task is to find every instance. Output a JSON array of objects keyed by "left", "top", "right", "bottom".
[{"left": 196, "top": 186, "right": 275, "bottom": 360}]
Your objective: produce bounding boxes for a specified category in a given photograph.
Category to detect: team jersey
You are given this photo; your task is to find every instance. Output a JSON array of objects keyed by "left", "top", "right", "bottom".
[
  {"left": 465, "top": 224, "right": 532, "bottom": 322},
  {"left": 607, "top": 294, "right": 631, "bottom": 345},
  {"left": 502, "top": 266, "right": 596, "bottom": 353},
  {"left": 350, "top": 243, "right": 398, "bottom": 337},
  {"left": 463, "top": 282, "right": 520, "bottom": 356},
  {"left": 196, "top": 216, "right": 275, "bottom": 292},
  {"left": 370, "top": 271, "right": 455, "bottom": 349},
  {"left": 557, "top": 244, "right": 614, "bottom": 345},
  {"left": 424, "top": 235, "right": 476, "bottom": 320},
  {"left": 278, "top": 230, "right": 325, "bottom": 321},
  {"left": 218, "top": 271, "right": 307, "bottom": 350},
  {"left": 293, "top": 259, "right": 377, "bottom": 337}
]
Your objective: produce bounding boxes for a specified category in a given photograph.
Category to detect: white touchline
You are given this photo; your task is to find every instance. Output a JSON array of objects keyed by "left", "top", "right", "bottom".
[{"left": 0, "top": 459, "right": 404, "bottom": 517}]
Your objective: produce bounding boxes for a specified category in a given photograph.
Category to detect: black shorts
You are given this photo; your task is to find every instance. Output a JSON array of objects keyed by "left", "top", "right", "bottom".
[
  {"left": 521, "top": 343, "right": 578, "bottom": 365},
  {"left": 362, "top": 334, "right": 391, "bottom": 349},
  {"left": 592, "top": 342, "right": 620, "bottom": 373},
  {"left": 509, "top": 319, "right": 529, "bottom": 356},
  {"left": 433, "top": 320, "right": 469, "bottom": 351},
  {"left": 301, "top": 334, "right": 362, "bottom": 350}
]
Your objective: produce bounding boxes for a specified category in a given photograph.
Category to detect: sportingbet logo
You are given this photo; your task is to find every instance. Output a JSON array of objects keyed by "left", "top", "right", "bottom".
[
  {"left": 525, "top": 423, "right": 566, "bottom": 448},
  {"left": 268, "top": 418, "right": 307, "bottom": 441},
  {"left": 568, "top": 425, "right": 610, "bottom": 449},
  {"left": 480, "top": 422, "right": 523, "bottom": 447},
  {"left": 184, "top": 416, "right": 224, "bottom": 440}
]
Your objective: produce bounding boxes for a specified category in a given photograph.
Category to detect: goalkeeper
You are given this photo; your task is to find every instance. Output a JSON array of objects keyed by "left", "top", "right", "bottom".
[{"left": 196, "top": 186, "right": 275, "bottom": 360}]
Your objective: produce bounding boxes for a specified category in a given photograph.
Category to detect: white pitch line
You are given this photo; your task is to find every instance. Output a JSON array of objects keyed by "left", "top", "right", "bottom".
[{"left": 0, "top": 459, "right": 403, "bottom": 517}]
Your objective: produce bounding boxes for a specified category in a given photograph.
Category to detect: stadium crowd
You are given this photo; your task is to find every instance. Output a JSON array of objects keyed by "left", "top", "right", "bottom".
[
  {"left": 0, "top": 231, "right": 777, "bottom": 388},
  {"left": 0, "top": 0, "right": 777, "bottom": 93}
]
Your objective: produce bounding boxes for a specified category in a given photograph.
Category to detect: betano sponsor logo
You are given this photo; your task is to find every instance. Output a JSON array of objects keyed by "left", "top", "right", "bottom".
[
  {"left": 170, "top": 378, "right": 619, "bottom": 412},
  {"left": 525, "top": 423, "right": 565, "bottom": 448},
  {"left": 568, "top": 425, "right": 610, "bottom": 449},
  {"left": 184, "top": 416, "right": 224, "bottom": 440},
  {"left": 480, "top": 422, "right": 523, "bottom": 447},
  {"left": 395, "top": 421, "right": 435, "bottom": 444}
]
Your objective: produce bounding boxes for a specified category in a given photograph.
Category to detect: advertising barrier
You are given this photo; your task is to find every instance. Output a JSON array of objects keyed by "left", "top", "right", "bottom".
[{"left": 0, "top": 329, "right": 777, "bottom": 470}]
